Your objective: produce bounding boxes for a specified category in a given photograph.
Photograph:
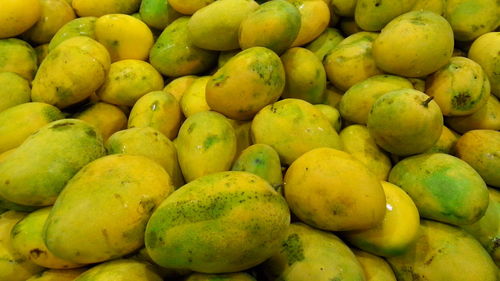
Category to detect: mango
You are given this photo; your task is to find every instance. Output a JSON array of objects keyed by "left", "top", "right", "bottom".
[
  {"left": 389, "top": 153, "right": 489, "bottom": 225},
  {"left": 176, "top": 111, "right": 236, "bottom": 182},
  {"left": 228, "top": 120, "right": 253, "bottom": 159},
  {"left": 0, "top": 72, "right": 31, "bottom": 113},
  {"left": 206, "top": 47, "right": 286, "bottom": 120},
  {"left": 314, "top": 104, "right": 341, "bottom": 132},
  {"left": 0, "top": 0, "right": 41, "bottom": 38},
  {"left": 26, "top": 269, "right": 87, "bottom": 281},
  {"left": 352, "top": 249, "right": 397, "bottom": 281},
  {"left": 330, "top": 0, "right": 357, "bottom": 16},
  {"left": 387, "top": 220, "right": 497, "bottom": 281},
  {"left": 445, "top": 0, "right": 499, "bottom": 41},
  {"left": 72, "top": 0, "right": 141, "bottom": 17},
  {"left": 169, "top": 0, "right": 215, "bottom": 15},
  {"left": 73, "top": 102, "right": 127, "bottom": 141},
  {"left": 180, "top": 76, "right": 211, "bottom": 117},
  {"left": 446, "top": 95, "right": 500, "bottom": 133},
  {"left": 263, "top": 223, "right": 365, "bottom": 281},
  {"left": 354, "top": 0, "right": 416, "bottom": 31},
  {"left": 149, "top": 17, "right": 217, "bottom": 77},
  {"left": 424, "top": 125, "right": 460, "bottom": 154},
  {"left": 289, "top": 0, "right": 330, "bottom": 47},
  {"left": 251, "top": 99, "right": 342, "bottom": 165},
  {"left": 44, "top": 154, "right": 174, "bottom": 264},
  {"left": 305, "top": 27, "right": 344, "bottom": 61},
  {"left": 48, "top": 17, "right": 97, "bottom": 51},
  {"left": 468, "top": 32, "right": 500, "bottom": 98},
  {"left": 139, "top": 0, "right": 181, "bottom": 30},
  {"left": 35, "top": 44, "right": 50, "bottom": 66},
  {"left": 0, "top": 38, "right": 38, "bottom": 81},
  {"left": 73, "top": 259, "right": 162, "bottom": 281},
  {"left": 163, "top": 75, "right": 197, "bottom": 102},
  {"left": 411, "top": 0, "right": 445, "bottom": 15},
  {"left": 284, "top": 148, "right": 386, "bottom": 231},
  {"left": 322, "top": 84, "right": 344, "bottom": 108},
  {"left": 145, "top": 171, "right": 290, "bottom": 273},
  {"left": 186, "top": 273, "right": 256, "bottom": 281},
  {"left": 0, "top": 119, "right": 105, "bottom": 206}
]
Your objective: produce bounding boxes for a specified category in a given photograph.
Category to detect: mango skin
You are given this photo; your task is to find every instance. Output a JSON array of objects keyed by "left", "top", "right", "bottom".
[
  {"left": 0, "top": 0, "right": 40, "bottom": 38},
  {"left": 355, "top": 0, "right": 416, "bottom": 31},
  {"left": 469, "top": 32, "right": 500, "bottom": 98},
  {"left": 305, "top": 27, "right": 344, "bottom": 62},
  {"left": 373, "top": 10, "right": 454, "bottom": 77},
  {"left": 263, "top": 223, "right": 365, "bottom": 281},
  {"left": 387, "top": 220, "right": 497, "bottom": 281},
  {"left": 251, "top": 99, "right": 342, "bottom": 165},
  {"left": 25, "top": 269, "right": 87, "bottom": 281},
  {"left": 180, "top": 76, "right": 211, "bottom": 117},
  {"left": 186, "top": 272, "right": 256, "bottom": 281},
  {"left": 239, "top": 0, "right": 301, "bottom": 54},
  {"left": 454, "top": 130, "right": 500, "bottom": 188},
  {"left": 10, "top": 207, "right": 83, "bottom": 269},
  {"left": 0, "top": 72, "right": 31, "bottom": 113},
  {"left": 411, "top": 0, "right": 445, "bottom": 15},
  {"left": 228, "top": 119, "right": 253, "bottom": 159},
  {"left": 424, "top": 125, "right": 460, "bottom": 154},
  {"left": 31, "top": 36, "right": 111, "bottom": 109},
  {"left": 0, "top": 119, "right": 105, "bottom": 206},
  {"left": 139, "top": 0, "right": 182, "bottom": 30},
  {"left": 72, "top": 0, "right": 141, "bottom": 17},
  {"left": 73, "top": 259, "right": 163, "bottom": 281},
  {"left": 48, "top": 17, "right": 97, "bottom": 51},
  {"left": 231, "top": 144, "right": 283, "bottom": 192},
  {"left": 74, "top": 102, "right": 127, "bottom": 141},
  {"left": 284, "top": 148, "right": 386, "bottom": 231},
  {"left": 44, "top": 154, "right": 174, "bottom": 264},
  {"left": 188, "top": 0, "right": 259, "bottom": 51},
  {"left": 150, "top": 17, "right": 217, "bottom": 77},
  {"left": 314, "top": 104, "right": 341, "bottom": 132},
  {"left": 445, "top": 0, "right": 499, "bottom": 42},
  {"left": 389, "top": 153, "right": 489, "bottom": 226},
  {"left": 446, "top": 95, "right": 500, "bottom": 133},
  {"left": 163, "top": 75, "right": 197, "bottom": 102},
  {"left": 352, "top": 249, "right": 397, "bottom": 281},
  {"left": 169, "top": 0, "right": 216, "bottom": 15},
  {"left": 0, "top": 102, "right": 64, "bottom": 153},
  {"left": 145, "top": 171, "right": 290, "bottom": 273},
  {"left": 289, "top": 0, "right": 330, "bottom": 47},
  {"left": 207, "top": 47, "right": 286, "bottom": 120},
  {"left": 0, "top": 38, "right": 38, "bottom": 81}
]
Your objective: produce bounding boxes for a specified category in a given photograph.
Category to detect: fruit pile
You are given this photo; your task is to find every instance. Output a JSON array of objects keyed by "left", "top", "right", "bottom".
[{"left": 0, "top": 0, "right": 499, "bottom": 280}]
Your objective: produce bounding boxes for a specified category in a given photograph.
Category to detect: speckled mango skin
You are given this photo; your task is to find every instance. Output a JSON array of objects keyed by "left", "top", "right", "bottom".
[
  {"left": 305, "top": 27, "right": 344, "bottom": 62},
  {"left": 44, "top": 154, "right": 174, "bottom": 264},
  {"left": 31, "top": 36, "right": 111, "bottom": 109},
  {"left": 445, "top": 0, "right": 499, "bottom": 42},
  {"left": 73, "top": 259, "right": 163, "bottom": 281},
  {"left": 185, "top": 272, "right": 256, "bottom": 281},
  {"left": 0, "top": 119, "right": 105, "bottom": 206},
  {"left": 10, "top": 207, "right": 82, "bottom": 269},
  {"left": 373, "top": 10, "right": 454, "bottom": 78},
  {"left": 25, "top": 269, "right": 87, "bottom": 281},
  {"left": 387, "top": 220, "right": 497, "bottom": 281},
  {"left": 0, "top": 102, "right": 64, "bottom": 153},
  {"left": 0, "top": 211, "right": 43, "bottom": 281},
  {"left": 150, "top": 17, "right": 217, "bottom": 77},
  {"left": 139, "top": 0, "right": 181, "bottom": 30},
  {"left": 239, "top": 0, "right": 301, "bottom": 54},
  {"left": 145, "top": 171, "right": 290, "bottom": 273},
  {"left": 72, "top": 0, "right": 141, "bottom": 17},
  {"left": 251, "top": 99, "right": 342, "bottom": 165},
  {"left": 469, "top": 32, "right": 500, "bottom": 98},
  {"left": 339, "top": 125, "right": 391, "bottom": 181},
  {"left": 48, "top": 17, "right": 97, "bottom": 51},
  {"left": 176, "top": 111, "right": 237, "bottom": 182},
  {"left": 0, "top": 0, "right": 40, "bottom": 39},
  {"left": 232, "top": 144, "right": 283, "bottom": 192},
  {"left": 169, "top": 0, "right": 215, "bottom": 15},
  {"left": 263, "top": 223, "right": 365, "bottom": 281},
  {"left": 446, "top": 95, "right": 500, "bottom": 133},
  {"left": 289, "top": 0, "right": 330, "bottom": 47},
  {"left": 0, "top": 72, "right": 31, "bottom": 113},
  {"left": 339, "top": 74, "right": 413, "bottom": 125},
  {"left": 188, "top": 0, "right": 259, "bottom": 51},
  {"left": 206, "top": 47, "right": 285, "bottom": 120},
  {"left": 454, "top": 130, "right": 500, "bottom": 188},
  {"left": 74, "top": 102, "right": 127, "bottom": 141},
  {"left": 426, "top": 56, "right": 490, "bottom": 116},
  {"left": 355, "top": 0, "right": 416, "bottom": 31},
  {"left": 0, "top": 38, "right": 38, "bottom": 81},
  {"left": 352, "top": 249, "right": 397, "bottom": 281},
  {"left": 281, "top": 47, "right": 326, "bottom": 104},
  {"left": 389, "top": 153, "right": 489, "bottom": 226},
  {"left": 180, "top": 76, "right": 211, "bottom": 117},
  {"left": 324, "top": 32, "right": 383, "bottom": 91},
  {"left": 284, "top": 148, "right": 386, "bottom": 231}
]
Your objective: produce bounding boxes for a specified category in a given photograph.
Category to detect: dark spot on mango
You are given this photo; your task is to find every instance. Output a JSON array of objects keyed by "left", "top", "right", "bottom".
[
  {"left": 281, "top": 233, "right": 304, "bottom": 266},
  {"left": 374, "top": 0, "right": 381, "bottom": 7},
  {"left": 50, "top": 121, "right": 75, "bottom": 130},
  {"left": 4, "top": 180, "right": 9, "bottom": 185},
  {"left": 203, "top": 135, "right": 219, "bottom": 150},
  {"left": 212, "top": 74, "right": 228, "bottom": 87},
  {"left": 29, "top": 248, "right": 46, "bottom": 258},
  {"left": 139, "top": 198, "right": 156, "bottom": 215},
  {"left": 85, "top": 127, "right": 97, "bottom": 138},
  {"left": 55, "top": 86, "right": 73, "bottom": 100},
  {"left": 147, "top": 231, "right": 158, "bottom": 249},
  {"left": 452, "top": 92, "right": 472, "bottom": 110},
  {"left": 424, "top": 255, "right": 435, "bottom": 265},
  {"left": 109, "top": 40, "right": 119, "bottom": 47},
  {"left": 187, "top": 123, "right": 196, "bottom": 134}
]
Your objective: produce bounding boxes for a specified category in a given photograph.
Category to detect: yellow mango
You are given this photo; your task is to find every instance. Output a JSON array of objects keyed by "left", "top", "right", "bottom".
[
  {"left": 330, "top": 0, "right": 357, "bottom": 16},
  {"left": 0, "top": 211, "right": 43, "bottom": 281},
  {"left": 72, "top": 0, "right": 142, "bottom": 17},
  {"left": 73, "top": 259, "right": 162, "bottom": 281},
  {"left": 352, "top": 249, "right": 397, "bottom": 281},
  {"left": 424, "top": 125, "right": 460, "bottom": 154},
  {"left": 340, "top": 17, "right": 365, "bottom": 36},
  {"left": 0, "top": 38, "right": 38, "bottom": 81},
  {"left": 339, "top": 74, "right": 413, "bottom": 124},
  {"left": 106, "top": 127, "right": 184, "bottom": 188},
  {"left": 322, "top": 84, "right": 344, "bottom": 108},
  {"left": 26, "top": 269, "right": 87, "bottom": 281},
  {"left": 74, "top": 102, "right": 127, "bottom": 141},
  {"left": 289, "top": 0, "right": 330, "bottom": 47},
  {"left": 367, "top": 89, "right": 443, "bottom": 156},
  {"left": 169, "top": 0, "right": 216, "bottom": 15},
  {"left": 44, "top": 154, "right": 174, "bottom": 264},
  {"left": 468, "top": 32, "right": 500, "bottom": 98},
  {"left": 446, "top": 95, "right": 500, "bottom": 133},
  {"left": 145, "top": 171, "right": 290, "bottom": 273},
  {"left": 150, "top": 17, "right": 217, "bottom": 77},
  {"left": 186, "top": 273, "right": 256, "bottom": 281},
  {"left": 355, "top": 0, "right": 416, "bottom": 31},
  {"left": 139, "top": 0, "right": 182, "bottom": 30},
  {"left": 176, "top": 111, "right": 236, "bottom": 182},
  {"left": 339, "top": 125, "right": 391, "bottom": 180},
  {"left": 455, "top": 130, "right": 500, "bottom": 187},
  {"left": 0, "top": 119, "right": 106, "bottom": 206},
  {"left": 188, "top": 0, "right": 259, "bottom": 51},
  {"left": 34, "top": 44, "right": 49, "bottom": 66},
  {"left": 408, "top": 77, "right": 426, "bottom": 92},
  {"left": 98, "top": 59, "right": 164, "bottom": 107},
  {"left": 263, "top": 223, "right": 365, "bottom": 281},
  {"left": 411, "top": 0, "right": 445, "bottom": 15},
  {"left": 180, "top": 76, "right": 211, "bottom": 117},
  {"left": 232, "top": 144, "right": 283, "bottom": 192},
  {"left": 0, "top": 0, "right": 40, "bottom": 39},
  {"left": 217, "top": 50, "right": 240, "bottom": 69},
  {"left": 324, "top": 32, "right": 383, "bottom": 91},
  {"left": 305, "top": 27, "right": 345, "bottom": 61},
  {"left": 373, "top": 10, "right": 454, "bottom": 77},
  {"left": 314, "top": 104, "right": 341, "bottom": 132},
  {"left": 445, "top": 0, "right": 499, "bottom": 41},
  {"left": 285, "top": 148, "right": 386, "bottom": 231},
  {"left": 389, "top": 153, "right": 489, "bottom": 225},
  {"left": 163, "top": 75, "right": 197, "bottom": 102},
  {"left": 32, "top": 36, "right": 111, "bottom": 109},
  {"left": 239, "top": 0, "right": 301, "bottom": 54},
  {"left": 48, "top": 17, "right": 97, "bottom": 51},
  {"left": 344, "top": 181, "right": 420, "bottom": 257},
  {"left": 11, "top": 207, "right": 83, "bottom": 269},
  {"left": 388, "top": 220, "right": 497, "bottom": 281},
  {"left": 0, "top": 102, "right": 64, "bottom": 153},
  {"left": 228, "top": 119, "right": 253, "bottom": 159},
  {"left": 281, "top": 47, "right": 326, "bottom": 104},
  {"left": 0, "top": 72, "right": 31, "bottom": 113},
  {"left": 427, "top": 56, "right": 490, "bottom": 116},
  {"left": 206, "top": 47, "right": 285, "bottom": 120}
]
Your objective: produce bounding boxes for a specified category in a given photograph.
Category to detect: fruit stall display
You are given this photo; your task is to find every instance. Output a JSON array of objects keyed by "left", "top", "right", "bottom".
[{"left": 0, "top": 0, "right": 499, "bottom": 280}]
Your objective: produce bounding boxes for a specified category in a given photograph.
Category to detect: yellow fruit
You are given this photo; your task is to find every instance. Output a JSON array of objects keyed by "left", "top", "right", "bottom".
[
  {"left": 289, "top": 0, "right": 330, "bottom": 47},
  {"left": 26, "top": 269, "right": 86, "bottom": 281},
  {"left": 424, "top": 125, "right": 460, "bottom": 154},
  {"left": 48, "top": 17, "right": 97, "bottom": 51},
  {"left": 186, "top": 273, "right": 256, "bottom": 281},
  {"left": 355, "top": 0, "right": 416, "bottom": 31},
  {"left": 169, "top": 0, "right": 215, "bottom": 15},
  {"left": 314, "top": 104, "right": 341, "bottom": 132},
  {"left": 0, "top": 0, "right": 41, "bottom": 38},
  {"left": 352, "top": 249, "right": 397, "bottom": 281},
  {"left": 139, "top": 0, "right": 181, "bottom": 30},
  {"left": 74, "top": 102, "right": 127, "bottom": 141},
  {"left": 24, "top": 0, "right": 76, "bottom": 44},
  {"left": 163, "top": 75, "right": 197, "bottom": 102},
  {"left": 73, "top": 259, "right": 163, "bottom": 281},
  {"left": 72, "top": 0, "right": 141, "bottom": 17},
  {"left": 305, "top": 27, "right": 344, "bottom": 61},
  {"left": 180, "top": 76, "right": 211, "bottom": 117},
  {"left": 0, "top": 38, "right": 38, "bottom": 81},
  {"left": 468, "top": 32, "right": 500, "bottom": 98},
  {"left": 444, "top": 0, "right": 499, "bottom": 41}
]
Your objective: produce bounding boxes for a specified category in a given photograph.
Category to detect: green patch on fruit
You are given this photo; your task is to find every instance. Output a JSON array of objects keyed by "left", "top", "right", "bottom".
[{"left": 282, "top": 233, "right": 304, "bottom": 266}]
